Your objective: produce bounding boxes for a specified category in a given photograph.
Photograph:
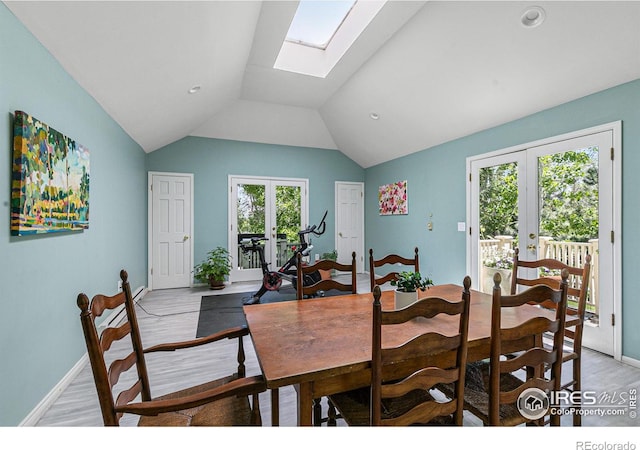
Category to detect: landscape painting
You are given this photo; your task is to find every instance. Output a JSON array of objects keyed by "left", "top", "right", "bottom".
[{"left": 11, "top": 110, "right": 90, "bottom": 236}]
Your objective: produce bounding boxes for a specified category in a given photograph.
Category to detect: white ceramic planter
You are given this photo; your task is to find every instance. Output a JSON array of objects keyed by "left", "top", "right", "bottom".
[
  {"left": 482, "top": 266, "right": 512, "bottom": 295},
  {"left": 394, "top": 290, "right": 418, "bottom": 309}
]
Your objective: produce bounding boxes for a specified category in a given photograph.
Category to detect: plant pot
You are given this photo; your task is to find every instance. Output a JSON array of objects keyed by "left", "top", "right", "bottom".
[
  {"left": 394, "top": 290, "right": 418, "bottom": 309},
  {"left": 319, "top": 269, "right": 332, "bottom": 281},
  {"left": 482, "top": 266, "right": 512, "bottom": 295},
  {"left": 208, "top": 276, "right": 226, "bottom": 290}
]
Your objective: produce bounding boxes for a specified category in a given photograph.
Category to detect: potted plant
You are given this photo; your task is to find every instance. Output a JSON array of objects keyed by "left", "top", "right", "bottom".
[
  {"left": 194, "top": 246, "right": 232, "bottom": 290},
  {"left": 390, "top": 271, "right": 434, "bottom": 309},
  {"left": 482, "top": 248, "right": 514, "bottom": 295},
  {"left": 319, "top": 250, "right": 338, "bottom": 280}
]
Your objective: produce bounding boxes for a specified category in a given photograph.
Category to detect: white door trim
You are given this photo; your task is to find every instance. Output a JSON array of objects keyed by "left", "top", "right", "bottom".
[
  {"left": 147, "top": 171, "right": 194, "bottom": 291},
  {"left": 465, "top": 121, "right": 622, "bottom": 361}
]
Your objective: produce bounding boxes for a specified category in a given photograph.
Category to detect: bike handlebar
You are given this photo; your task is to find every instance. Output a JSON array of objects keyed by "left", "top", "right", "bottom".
[
  {"left": 239, "top": 236, "right": 268, "bottom": 252},
  {"left": 299, "top": 210, "right": 327, "bottom": 237}
]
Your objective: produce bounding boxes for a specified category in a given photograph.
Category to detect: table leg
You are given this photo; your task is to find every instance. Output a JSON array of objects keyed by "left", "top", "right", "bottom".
[
  {"left": 297, "top": 382, "right": 313, "bottom": 426},
  {"left": 271, "top": 388, "right": 279, "bottom": 427}
]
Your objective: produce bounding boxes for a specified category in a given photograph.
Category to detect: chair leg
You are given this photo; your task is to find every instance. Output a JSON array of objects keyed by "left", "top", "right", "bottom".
[
  {"left": 327, "top": 398, "right": 337, "bottom": 426},
  {"left": 313, "top": 398, "right": 323, "bottom": 426},
  {"left": 251, "top": 392, "right": 262, "bottom": 426},
  {"left": 271, "top": 388, "right": 280, "bottom": 426},
  {"left": 573, "top": 358, "right": 582, "bottom": 426}
]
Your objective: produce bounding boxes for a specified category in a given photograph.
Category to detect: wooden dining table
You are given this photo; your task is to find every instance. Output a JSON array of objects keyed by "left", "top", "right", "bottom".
[{"left": 243, "top": 283, "right": 569, "bottom": 426}]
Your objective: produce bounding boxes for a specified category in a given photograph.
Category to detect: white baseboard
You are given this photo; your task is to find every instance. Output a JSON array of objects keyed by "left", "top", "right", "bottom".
[
  {"left": 621, "top": 355, "right": 640, "bottom": 369},
  {"left": 20, "top": 354, "right": 89, "bottom": 426},
  {"left": 20, "top": 285, "right": 146, "bottom": 426}
]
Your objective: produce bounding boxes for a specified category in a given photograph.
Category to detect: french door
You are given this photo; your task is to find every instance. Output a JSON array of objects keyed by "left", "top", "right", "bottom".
[
  {"left": 468, "top": 124, "right": 620, "bottom": 356},
  {"left": 228, "top": 176, "right": 308, "bottom": 283}
]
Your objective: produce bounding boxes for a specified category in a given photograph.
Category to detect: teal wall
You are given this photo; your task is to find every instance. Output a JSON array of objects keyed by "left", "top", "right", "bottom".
[
  {"left": 146, "top": 137, "right": 365, "bottom": 264},
  {"left": 0, "top": 4, "right": 147, "bottom": 425},
  {"left": 365, "top": 78, "right": 640, "bottom": 360}
]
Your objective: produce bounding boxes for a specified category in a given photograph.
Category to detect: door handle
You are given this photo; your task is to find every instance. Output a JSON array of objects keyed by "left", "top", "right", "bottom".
[
  {"left": 183, "top": 235, "right": 189, "bottom": 242},
  {"left": 339, "top": 232, "right": 343, "bottom": 237}
]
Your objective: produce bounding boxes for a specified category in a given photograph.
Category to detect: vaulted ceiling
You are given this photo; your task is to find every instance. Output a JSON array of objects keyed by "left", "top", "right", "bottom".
[{"left": 6, "top": 1, "right": 640, "bottom": 168}]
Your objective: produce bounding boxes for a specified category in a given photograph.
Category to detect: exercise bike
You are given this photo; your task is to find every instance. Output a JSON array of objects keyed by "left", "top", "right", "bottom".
[{"left": 239, "top": 211, "right": 328, "bottom": 305}]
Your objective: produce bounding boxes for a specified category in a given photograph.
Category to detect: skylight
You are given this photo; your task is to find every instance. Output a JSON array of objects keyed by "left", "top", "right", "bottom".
[
  {"left": 286, "top": 1, "right": 356, "bottom": 50},
  {"left": 274, "top": 0, "right": 386, "bottom": 78}
]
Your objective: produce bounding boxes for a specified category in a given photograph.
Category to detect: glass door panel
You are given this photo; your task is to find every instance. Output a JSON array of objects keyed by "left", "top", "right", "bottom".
[
  {"left": 470, "top": 152, "right": 525, "bottom": 296},
  {"left": 536, "top": 147, "right": 598, "bottom": 317},
  {"left": 478, "top": 162, "right": 519, "bottom": 294},
  {"left": 275, "top": 185, "right": 302, "bottom": 267},
  {"left": 234, "top": 181, "right": 267, "bottom": 281}
]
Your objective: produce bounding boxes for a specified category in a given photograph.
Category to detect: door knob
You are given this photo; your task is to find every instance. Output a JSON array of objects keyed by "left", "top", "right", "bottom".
[
  {"left": 339, "top": 232, "right": 343, "bottom": 237},
  {"left": 183, "top": 235, "right": 189, "bottom": 242},
  {"left": 529, "top": 233, "right": 536, "bottom": 239}
]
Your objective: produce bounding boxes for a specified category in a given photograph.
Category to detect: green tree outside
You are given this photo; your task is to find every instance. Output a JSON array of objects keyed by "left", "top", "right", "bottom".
[{"left": 480, "top": 147, "right": 598, "bottom": 243}]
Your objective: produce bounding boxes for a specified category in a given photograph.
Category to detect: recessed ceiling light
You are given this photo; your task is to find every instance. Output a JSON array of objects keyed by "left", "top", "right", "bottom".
[
  {"left": 521, "top": 6, "right": 545, "bottom": 28},
  {"left": 188, "top": 85, "right": 201, "bottom": 94},
  {"left": 370, "top": 112, "right": 380, "bottom": 120}
]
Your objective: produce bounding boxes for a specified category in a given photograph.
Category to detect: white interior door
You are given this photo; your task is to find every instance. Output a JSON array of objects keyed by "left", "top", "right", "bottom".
[
  {"left": 229, "top": 176, "right": 307, "bottom": 283},
  {"left": 148, "top": 172, "right": 193, "bottom": 290},
  {"left": 468, "top": 125, "right": 619, "bottom": 357},
  {"left": 335, "top": 181, "right": 364, "bottom": 272}
]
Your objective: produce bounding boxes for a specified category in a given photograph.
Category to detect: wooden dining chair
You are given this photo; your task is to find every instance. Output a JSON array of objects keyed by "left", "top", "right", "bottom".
[
  {"left": 511, "top": 247, "right": 592, "bottom": 426},
  {"left": 296, "top": 251, "right": 357, "bottom": 299},
  {"left": 295, "top": 251, "right": 357, "bottom": 425},
  {"left": 328, "top": 278, "right": 472, "bottom": 426},
  {"left": 461, "top": 270, "right": 569, "bottom": 426},
  {"left": 369, "top": 247, "right": 420, "bottom": 292},
  {"left": 77, "top": 269, "right": 266, "bottom": 426}
]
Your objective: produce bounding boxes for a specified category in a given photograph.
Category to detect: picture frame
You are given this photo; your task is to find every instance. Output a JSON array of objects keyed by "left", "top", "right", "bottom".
[
  {"left": 11, "top": 111, "right": 90, "bottom": 236},
  {"left": 378, "top": 180, "right": 408, "bottom": 215}
]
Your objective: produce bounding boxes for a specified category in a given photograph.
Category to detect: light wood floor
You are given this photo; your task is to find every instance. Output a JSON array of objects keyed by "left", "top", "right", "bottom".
[{"left": 36, "top": 274, "right": 640, "bottom": 428}]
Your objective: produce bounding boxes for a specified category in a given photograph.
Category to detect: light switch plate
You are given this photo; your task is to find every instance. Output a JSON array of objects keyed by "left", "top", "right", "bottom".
[{"left": 457, "top": 222, "right": 466, "bottom": 232}]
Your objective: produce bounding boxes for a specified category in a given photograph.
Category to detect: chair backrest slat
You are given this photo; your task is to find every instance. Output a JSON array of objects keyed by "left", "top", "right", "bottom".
[
  {"left": 369, "top": 247, "right": 420, "bottom": 292},
  {"left": 77, "top": 269, "right": 152, "bottom": 426},
  {"left": 296, "top": 252, "right": 356, "bottom": 299}
]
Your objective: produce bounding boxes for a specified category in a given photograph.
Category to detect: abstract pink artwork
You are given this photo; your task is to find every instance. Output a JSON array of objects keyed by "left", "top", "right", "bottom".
[{"left": 378, "top": 180, "right": 407, "bottom": 215}]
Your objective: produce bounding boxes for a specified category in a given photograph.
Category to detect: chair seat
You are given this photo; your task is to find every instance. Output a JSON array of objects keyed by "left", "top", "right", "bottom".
[
  {"left": 464, "top": 361, "right": 527, "bottom": 426},
  {"left": 438, "top": 361, "right": 526, "bottom": 427},
  {"left": 329, "top": 387, "right": 454, "bottom": 426},
  {"left": 138, "top": 374, "right": 254, "bottom": 426}
]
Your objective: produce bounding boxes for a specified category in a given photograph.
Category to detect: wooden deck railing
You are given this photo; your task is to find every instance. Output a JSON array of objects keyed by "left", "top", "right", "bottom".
[{"left": 480, "top": 237, "right": 598, "bottom": 312}]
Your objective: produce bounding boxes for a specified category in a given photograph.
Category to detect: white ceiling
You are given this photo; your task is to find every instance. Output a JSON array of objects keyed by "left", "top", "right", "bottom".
[{"left": 6, "top": 1, "right": 640, "bottom": 168}]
